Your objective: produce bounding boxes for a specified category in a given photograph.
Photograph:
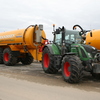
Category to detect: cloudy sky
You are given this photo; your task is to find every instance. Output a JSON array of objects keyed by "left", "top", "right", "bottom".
[{"left": 0, "top": 0, "right": 100, "bottom": 40}]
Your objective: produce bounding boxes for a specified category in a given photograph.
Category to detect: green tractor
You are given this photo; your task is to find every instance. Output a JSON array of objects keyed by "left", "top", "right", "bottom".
[{"left": 42, "top": 25, "right": 100, "bottom": 83}]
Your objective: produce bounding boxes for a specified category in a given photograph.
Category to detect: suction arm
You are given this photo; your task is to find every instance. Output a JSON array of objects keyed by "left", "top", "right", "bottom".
[{"left": 73, "top": 24, "right": 91, "bottom": 36}]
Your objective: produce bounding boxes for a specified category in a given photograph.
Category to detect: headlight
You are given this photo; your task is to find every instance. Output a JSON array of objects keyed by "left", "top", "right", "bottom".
[
  {"left": 92, "top": 46, "right": 96, "bottom": 50},
  {"left": 88, "top": 53, "right": 92, "bottom": 58}
]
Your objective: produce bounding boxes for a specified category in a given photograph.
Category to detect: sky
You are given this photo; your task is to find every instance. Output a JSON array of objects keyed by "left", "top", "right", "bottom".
[{"left": 0, "top": 0, "right": 100, "bottom": 40}]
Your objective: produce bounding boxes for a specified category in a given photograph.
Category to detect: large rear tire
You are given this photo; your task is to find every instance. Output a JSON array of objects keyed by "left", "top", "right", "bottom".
[
  {"left": 20, "top": 53, "right": 33, "bottom": 65},
  {"left": 62, "top": 55, "right": 84, "bottom": 83},
  {"left": 42, "top": 47, "right": 58, "bottom": 74},
  {"left": 0, "top": 48, "right": 4, "bottom": 64},
  {"left": 3, "top": 48, "right": 18, "bottom": 66}
]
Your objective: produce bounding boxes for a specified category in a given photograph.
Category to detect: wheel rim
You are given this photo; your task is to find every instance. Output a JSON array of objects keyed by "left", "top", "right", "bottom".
[
  {"left": 43, "top": 53, "right": 50, "bottom": 68},
  {"left": 4, "top": 53, "right": 9, "bottom": 61},
  {"left": 64, "top": 62, "right": 71, "bottom": 77}
]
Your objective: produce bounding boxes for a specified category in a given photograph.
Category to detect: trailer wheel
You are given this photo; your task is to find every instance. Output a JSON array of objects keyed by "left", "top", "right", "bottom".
[
  {"left": 0, "top": 48, "right": 4, "bottom": 64},
  {"left": 3, "top": 48, "right": 17, "bottom": 66},
  {"left": 42, "top": 47, "right": 58, "bottom": 74},
  {"left": 20, "top": 53, "right": 33, "bottom": 65},
  {"left": 62, "top": 55, "right": 84, "bottom": 83},
  {"left": 17, "top": 58, "right": 20, "bottom": 63}
]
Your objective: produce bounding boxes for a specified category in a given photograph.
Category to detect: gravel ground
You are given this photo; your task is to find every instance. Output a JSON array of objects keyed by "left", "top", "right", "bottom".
[{"left": 0, "top": 62, "right": 100, "bottom": 93}]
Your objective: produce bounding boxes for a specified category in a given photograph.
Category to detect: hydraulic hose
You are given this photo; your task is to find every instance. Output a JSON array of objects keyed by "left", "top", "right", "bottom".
[
  {"left": 23, "top": 25, "right": 37, "bottom": 52},
  {"left": 23, "top": 25, "right": 35, "bottom": 44},
  {"left": 73, "top": 24, "right": 91, "bottom": 36},
  {"left": 41, "top": 36, "right": 48, "bottom": 40}
]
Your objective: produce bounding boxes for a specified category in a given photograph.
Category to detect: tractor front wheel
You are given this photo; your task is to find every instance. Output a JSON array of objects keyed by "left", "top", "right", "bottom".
[
  {"left": 62, "top": 55, "right": 83, "bottom": 83},
  {"left": 42, "top": 47, "right": 58, "bottom": 74}
]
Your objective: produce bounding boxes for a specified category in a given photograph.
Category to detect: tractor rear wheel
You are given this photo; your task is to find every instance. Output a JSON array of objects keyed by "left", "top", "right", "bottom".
[
  {"left": 62, "top": 55, "right": 83, "bottom": 83},
  {"left": 0, "top": 48, "right": 4, "bottom": 64},
  {"left": 42, "top": 47, "right": 58, "bottom": 74},
  {"left": 20, "top": 53, "right": 33, "bottom": 65},
  {"left": 3, "top": 48, "right": 18, "bottom": 66}
]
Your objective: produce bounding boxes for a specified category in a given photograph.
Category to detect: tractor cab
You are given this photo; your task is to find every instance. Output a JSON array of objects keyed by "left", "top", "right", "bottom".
[
  {"left": 54, "top": 27, "right": 82, "bottom": 44},
  {"left": 53, "top": 27, "right": 82, "bottom": 52}
]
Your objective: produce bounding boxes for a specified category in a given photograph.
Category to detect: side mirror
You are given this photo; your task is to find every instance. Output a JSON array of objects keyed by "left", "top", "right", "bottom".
[
  {"left": 55, "top": 29, "right": 60, "bottom": 34},
  {"left": 79, "top": 32, "right": 82, "bottom": 36}
]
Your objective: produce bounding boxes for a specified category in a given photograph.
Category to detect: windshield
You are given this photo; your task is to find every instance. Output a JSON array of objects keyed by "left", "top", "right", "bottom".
[
  {"left": 54, "top": 31, "right": 62, "bottom": 45},
  {"left": 65, "top": 29, "right": 82, "bottom": 44}
]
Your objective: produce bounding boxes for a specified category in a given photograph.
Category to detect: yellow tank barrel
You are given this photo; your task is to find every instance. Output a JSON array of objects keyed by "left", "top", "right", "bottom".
[
  {"left": 86, "top": 30, "right": 100, "bottom": 50},
  {"left": 0, "top": 24, "right": 47, "bottom": 66}
]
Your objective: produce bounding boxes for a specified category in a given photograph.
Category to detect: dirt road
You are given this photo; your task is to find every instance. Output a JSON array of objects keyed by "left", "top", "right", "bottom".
[{"left": 0, "top": 62, "right": 100, "bottom": 100}]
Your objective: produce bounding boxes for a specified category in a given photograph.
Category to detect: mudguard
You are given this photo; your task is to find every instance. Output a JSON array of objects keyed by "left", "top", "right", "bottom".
[{"left": 43, "top": 44, "right": 60, "bottom": 55}]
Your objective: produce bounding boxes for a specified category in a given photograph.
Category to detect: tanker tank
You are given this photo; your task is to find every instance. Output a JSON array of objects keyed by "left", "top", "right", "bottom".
[
  {"left": 0, "top": 24, "right": 47, "bottom": 66},
  {"left": 86, "top": 30, "right": 100, "bottom": 50}
]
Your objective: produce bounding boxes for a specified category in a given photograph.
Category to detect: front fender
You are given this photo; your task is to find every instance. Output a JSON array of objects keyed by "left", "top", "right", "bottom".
[{"left": 43, "top": 44, "right": 60, "bottom": 55}]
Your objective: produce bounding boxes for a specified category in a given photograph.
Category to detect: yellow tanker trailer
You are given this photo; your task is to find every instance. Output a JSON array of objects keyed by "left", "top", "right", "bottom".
[
  {"left": 0, "top": 24, "right": 46, "bottom": 66},
  {"left": 85, "top": 30, "right": 100, "bottom": 50}
]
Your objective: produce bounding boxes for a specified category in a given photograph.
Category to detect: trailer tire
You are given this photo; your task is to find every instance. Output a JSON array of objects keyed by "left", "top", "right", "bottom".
[
  {"left": 62, "top": 55, "right": 84, "bottom": 83},
  {"left": 0, "top": 48, "right": 4, "bottom": 64},
  {"left": 42, "top": 47, "right": 58, "bottom": 74},
  {"left": 17, "top": 58, "right": 20, "bottom": 63},
  {"left": 3, "top": 48, "right": 17, "bottom": 66},
  {"left": 20, "top": 53, "right": 33, "bottom": 65}
]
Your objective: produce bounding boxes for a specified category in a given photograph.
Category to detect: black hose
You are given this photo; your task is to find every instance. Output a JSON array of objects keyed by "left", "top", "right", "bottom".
[
  {"left": 41, "top": 36, "right": 48, "bottom": 40},
  {"left": 24, "top": 25, "right": 34, "bottom": 32},
  {"left": 23, "top": 25, "right": 35, "bottom": 43},
  {"left": 73, "top": 24, "right": 84, "bottom": 32},
  {"left": 33, "top": 25, "right": 37, "bottom": 42},
  {"left": 23, "top": 25, "right": 37, "bottom": 52},
  {"left": 73, "top": 24, "right": 91, "bottom": 35}
]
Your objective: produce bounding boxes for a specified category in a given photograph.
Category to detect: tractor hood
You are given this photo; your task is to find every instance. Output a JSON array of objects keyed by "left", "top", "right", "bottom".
[{"left": 82, "top": 44, "right": 97, "bottom": 58}]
